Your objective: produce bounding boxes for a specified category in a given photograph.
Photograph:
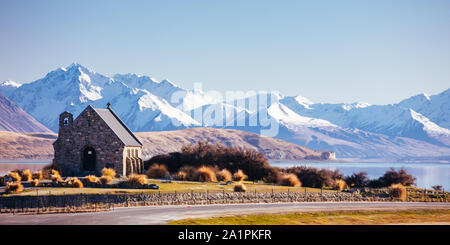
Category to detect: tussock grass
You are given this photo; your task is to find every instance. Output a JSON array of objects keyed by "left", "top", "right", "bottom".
[
  {"left": 101, "top": 168, "right": 116, "bottom": 178},
  {"left": 126, "top": 174, "right": 147, "bottom": 188},
  {"left": 32, "top": 170, "right": 43, "bottom": 180},
  {"left": 5, "top": 182, "right": 24, "bottom": 193},
  {"left": 31, "top": 179, "right": 39, "bottom": 187},
  {"left": 8, "top": 171, "right": 21, "bottom": 182},
  {"left": 233, "top": 169, "right": 248, "bottom": 182},
  {"left": 334, "top": 179, "right": 348, "bottom": 191},
  {"left": 234, "top": 182, "right": 247, "bottom": 192},
  {"left": 389, "top": 183, "right": 407, "bottom": 200},
  {"left": 195, "top": 166, "right": 217, "bottom": 182},
  {"left": 50, "top": 170, "right": 62, "bottom": 182},
  {"left": 146, "top": 164, "right": 169, "bottom": 179},
  {"left": 100, "top": 175, "right": 112, "bottom": 185},
  {"left": 216, "top": 169, "right": 232, "bottom": 182},
  {"left": 84, "top": 175, "right": 100, "bottom": 184},
  {"left": 277, "top": 173, "right": 301, "bottom": 187},
  {"left": 20, "top": 169, "right": 32, "bottom": 181},
  {"left": 66, "top": 177, "right": 83, "bottom": 188}
]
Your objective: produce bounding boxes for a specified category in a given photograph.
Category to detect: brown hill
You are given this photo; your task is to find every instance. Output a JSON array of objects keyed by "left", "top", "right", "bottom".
[{"left": 0, "top": 128, "right": 335, "bottom": 161}]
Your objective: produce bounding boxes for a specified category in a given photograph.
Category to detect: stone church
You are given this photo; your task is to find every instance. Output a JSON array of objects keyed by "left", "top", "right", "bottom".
[{"left": 53, "top": 103, "right": 144, "bottom": 176}]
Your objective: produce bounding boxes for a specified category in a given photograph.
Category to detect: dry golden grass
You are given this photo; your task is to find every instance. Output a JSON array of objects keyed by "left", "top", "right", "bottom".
[
  {"left": 334, "top": 179, "right": 348, "bottom": 191},
  {"left": 31, "top": 178, "right": 39, "bottom": 187},
  {"left": 5, "top": 182, "right": 23, "bottom": 193},
  {"left": 32, "top": 170, "right": 43, "bottom": 180},
  {"left": 101, "top": 168, "right": 116, "bottom": 178},
  {"left": 100, "top": 175, "right": 113, "bottom": 185},
  {"left": 146, "top": 164, "right": 169, "bottom": 179},
  {"left": 233, "top": 169, "right": 248, "bottom": 181},
  {"left": 390, "top": 183, "right": 407, "bottom": 200},
  {"left": 277, "top": 173, "right": 301, "bottom": 187},
  {"left": 66, "top": 177, "right": 83, "bottom": 188},
  {"left": 234, "top": 182, "right": 247, "bottom": 192},
  {"left": 175, "top": 171, "right": 188, "bottom": 181},
  {"left": 50, "top": 169, "right": 62, "bottom": 182},
  {"left": 8, "top": 171, "right": 21, "bottom": 182},
  {"left": 195, "top": 166, "right": 217, "bottom": 182},
  {"left": 216, "top": 169, "right": 232, "bottom": 182},
  {"left": 126, "top": 174, "right": 147, "bottom": 188},
  {"left": 20, "top": 169, "right": 32, "bottom": 181},
  {"left": 84, "top": 175, "right": 100, "bottom": 184}
]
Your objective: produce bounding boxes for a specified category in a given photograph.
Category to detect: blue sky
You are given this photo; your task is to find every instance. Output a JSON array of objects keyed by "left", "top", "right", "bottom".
[{"left": 0, "top": 0, "right": 449, "bottom": 104}]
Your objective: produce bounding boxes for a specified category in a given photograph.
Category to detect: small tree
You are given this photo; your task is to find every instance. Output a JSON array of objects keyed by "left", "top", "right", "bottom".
[{"left": 344, "top": 172, "right": 369, "bottom": 187}]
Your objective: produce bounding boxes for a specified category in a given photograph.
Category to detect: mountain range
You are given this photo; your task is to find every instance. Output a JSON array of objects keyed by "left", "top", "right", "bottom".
[{"left": 1, "top": 63, "right": 449, "bottom": 161}]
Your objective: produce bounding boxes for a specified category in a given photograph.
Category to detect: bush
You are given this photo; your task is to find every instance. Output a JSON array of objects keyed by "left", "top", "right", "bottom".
[
  {"left": 32, "top": 170, "right": 43, "bottom": 180},
  {"left": 126, "top": 174, "right": 147, "bottom": 188},
  {"left": 84, "top": 175, "right": 100, "bottom": 184},
  {"left": 432, "top": 185, "right": 443, "bottom": 191},
  {"left": 216, "top": 169, "right": 232, "bottom": 182},
  {"left": 31, "top": 179, "right": 39, "bottom": 187},
  {"left": 146, "top": 164, "right": 169, "bottom": 179},
  {"left": 43, "top": 161, "right": 63, "bottom": 176},
  {"left": 50, "top": 170, "right": 62, "bottom": 182},
  {"left": 100, "top": 175, "right": 113, "bottom": 185},
  {"left": 344, "top": 172, "right": 369, "bottom": 187},
  {"left": 277, "top": 173, "right": 301, "bottom": 187},
  {"left": 389, "top": 183, "right": 407, "bottom": 200},
  {"left": 195, "top": 166, "right": 217, "bottom": 182},
  {"left": 283, "top": 166, "right": 342, "bottom": 188},
  {"left": 379, "top": 168, "right": 416, "bottom": 187},
  {"left": 68, "top": 177, "right": 83, "bottom": 188},
  {"left": 144, "top": 140, "right": 276, "bottom": 181},
  {"left": 7, "top": 172, "right": 21, "bottom": 182},
  {"left": 234, "top": 182, "right": 247, "bottom": 192},
  {"left": 20, "top": 169, "right": 32, "bottom": 181},
  {"left": 334, "top": 179, "right": 347, "bottom": 191},
  {"left": 5, "top": 182, "right": 23, "bottom": 193},
  {"left": 175, "top": 171, "right": 188, "bottom": 181},
  {"left": 233, "top": 169, "right": 248, "bottom": 182},
  {"left": 179, "top": 166, "right": 197, "bottom": 181},
  {"left": 101, "top": 168, "right": 116, "bottom": 178}
]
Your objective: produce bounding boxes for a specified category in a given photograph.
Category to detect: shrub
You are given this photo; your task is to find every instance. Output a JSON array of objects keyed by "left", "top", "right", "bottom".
[
  {"left": 234, "top": 182, "right": 247, "bottom": 192},
  {"left": 277, "top": 173, "right": 301, "bottom": 187},
  {"left": 283, "top": 166, "right": 342, "bottom": 188},
  {"left": 216, "top": 169, "right": 232, "bottom": 182},
  {"left": 146, "top": 164, "right": 169, "bottom": 179},
  {"left": 195, "top": 166, "right": 217, "bottom": 182},
  {"left": 101, "top": 168, "right": 116, "bottom": 178},
  {"left": 5, "top": 182, "right": 23, "bottom": 193},
  {"left": 174, "top": 171, "right": 188, "bottom": 181},
  {"left": 432, "top": 185, "right": 443, "bottom": 191},
  {"left": 84, "top": 175, "right": 100, "bottom": 184},
  {"left": 379, "top": 168, "right": 416, "bottom": 187},
  {"left": 7, "top": 172, "right": 21, "bottom": 182},
  {"left": 126, "top": 174, "right": 147, "bottom": 188},
  {"left": 144, "top": 140, "right": 275, "bottom": 181},
  {"left": 68, "top": 177, "right": 83, "bottom": 188},
  {"left": 100, "top": 175, "right": 113, "bottom": 185},
  {"left": 344, "top": 172, "right": 369, "bottom": 187},
  {"left": 233, "top": 169, "right": 248, "bottom": 182},
  {"left": 334, "top": 179, "right": 347, "bottom": 191},
  {"left": 32, "top": 170, "right": 43, "bottom": 180},
  {"left": 179, "top": 166, "right": 197, "bottom": 181},
  {"left": 31, "top": 179, "right": 39, "bottom": 187},
  {"left": 50, "top": 170, "right": 62, "bottom": 182},
  {"left": 42, "top": 161, "right": 63, "bottom": 176},
  {"left": 20, "top": 169, "right": 32, "bottom": 181},
  {"left": 389, "top": 183, "right": 407, "bottom": 200}
]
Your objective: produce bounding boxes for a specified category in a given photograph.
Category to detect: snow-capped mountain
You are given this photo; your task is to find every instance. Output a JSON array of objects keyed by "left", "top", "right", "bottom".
[
  {"left": 3, "top": 63, "right": 449, "bottom": 161},
  {"left": 0, "top": 80, "right": 22, "bottom": 97}
]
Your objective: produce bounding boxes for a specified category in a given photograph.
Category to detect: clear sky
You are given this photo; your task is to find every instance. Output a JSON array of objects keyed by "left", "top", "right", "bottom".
[{"left": 0, "top": 0, "right": 449, "bottom": 105}]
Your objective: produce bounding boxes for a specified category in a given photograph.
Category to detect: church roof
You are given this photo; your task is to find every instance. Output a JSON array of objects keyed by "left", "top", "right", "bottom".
[{"left": 92, "top": 107, "right": 143, "bottom": 147}]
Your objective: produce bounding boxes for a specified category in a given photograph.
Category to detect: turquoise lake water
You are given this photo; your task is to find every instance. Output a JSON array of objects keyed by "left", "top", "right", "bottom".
[{"left": 270, "top": 162, "right": 450, "bottom": 190}]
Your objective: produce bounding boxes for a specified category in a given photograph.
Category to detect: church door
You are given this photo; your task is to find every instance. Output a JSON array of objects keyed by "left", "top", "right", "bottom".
[{"left": 83, "top": 146, "right": 96, "bottom": 171}]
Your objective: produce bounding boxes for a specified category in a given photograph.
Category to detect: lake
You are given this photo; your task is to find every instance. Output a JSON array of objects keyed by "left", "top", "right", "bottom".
[
  {"left": 270, "top": 162, "right": 450, "bottom": 190},
  {"left": 0, "top": 161, "right": 50, "bottom": 176}
]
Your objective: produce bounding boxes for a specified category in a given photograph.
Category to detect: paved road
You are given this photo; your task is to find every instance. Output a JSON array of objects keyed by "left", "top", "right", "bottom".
[{"left": 0, "top": 202, "right": 449, "bottom": 225}]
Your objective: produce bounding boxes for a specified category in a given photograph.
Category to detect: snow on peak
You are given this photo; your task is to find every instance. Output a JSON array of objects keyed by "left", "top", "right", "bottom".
[
  {"left": 294, "top": 96, "right": 314, "bottom": 109},
  {"left": 267, "top": 102, "right": 336, "bottom": 128},
  {"left": 342, "top": 102, "right": 371, "bottom": 111},
  {"left": 409, "top": 109, "right": 450, "bottom": 136},
  {"left": 1, "top": 80, "right": 21, "bottom": 88}
]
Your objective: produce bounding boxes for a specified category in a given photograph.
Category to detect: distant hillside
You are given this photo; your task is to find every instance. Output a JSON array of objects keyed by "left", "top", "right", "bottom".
[
  {"left": 0, "top": 93, "right": 52, "bottom": 133},
  {"left": 0, "top": 128, "right": 335, "bottom": 161}
]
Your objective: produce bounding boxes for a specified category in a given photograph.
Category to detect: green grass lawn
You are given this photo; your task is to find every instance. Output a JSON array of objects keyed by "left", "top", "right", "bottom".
[
  {"left": 168, "top": 209, "right": 450, "bottom": 225},
  {"left": 4, "top": 179, "right": 334, "bottom": 196}
]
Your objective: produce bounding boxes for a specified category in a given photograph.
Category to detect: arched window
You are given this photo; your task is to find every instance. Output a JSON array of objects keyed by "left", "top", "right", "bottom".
[{"left": 63, "top": 117, "right": 69, "bottom": 126}]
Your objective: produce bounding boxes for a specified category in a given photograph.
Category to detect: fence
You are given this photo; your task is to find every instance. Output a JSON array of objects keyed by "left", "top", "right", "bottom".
[{"left": 1, "top": 188, "right": 448, "bottom": 214}]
